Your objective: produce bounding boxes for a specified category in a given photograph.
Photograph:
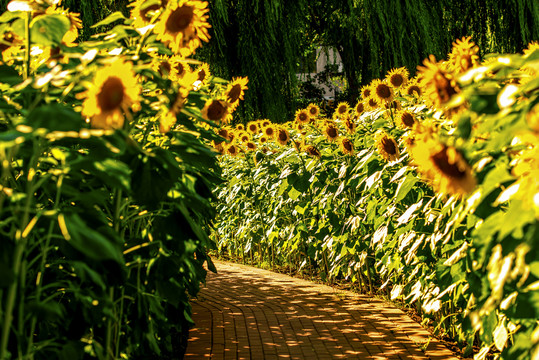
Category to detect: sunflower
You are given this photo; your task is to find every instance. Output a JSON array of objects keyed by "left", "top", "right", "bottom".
[
  {"left": 375, "top": 131, "right": 399, "bottom": 162},
  {"left": 340, "top": 137, "right": 354, "bottom": 155},
  {"left": 304, "top": 145, "right": 321, "bottom": 159},
  {"left": 523, "top": 41, "right": 539, "bottom": 57},
  {"left": 129, "top": 0, "right": 168, "bottom": 28},
  {"left": 385, "top": 100, "right": 402, "bottom": 111},
  {"left": 167, "top": 55, "right": 190, "bottom": 80},
  {"left": 386, "top": 67, "right": 409, "bottom": 89},
  {"left": 417, "top": 55, "right": 461, "bottom": 113},
  {"left": 410, "top": 140, "right": 476, "bottom": 196},
  {"left": 354, "top": 101, "right": 364, "bottom": 116},
  {"left": 333, "top": 101, "right": 350, "bottom": 119},
  {"left": 236, "top": 124, "right": 245, "bottom": 131},
  {"left": 401, "top": 131, "right": 416, "bottom": 151},
  {"left": 195, "top": 62, "right": 211, "bottom": 82},
  {"left": 372, "top": 79, "right": 394, "bottom": 105},
  {"left": 295, "top": 109, "right": 310, "bottom": 125},
  {"left": 260, "top": 119, "right": 271, "bottom": 127},
  {"left": 82, "top": 59, "right": 140, "bottom": 130},
  {"left": 405, "top": 78, "right": 422, "bottom": 98},
  {"left": 225, "top": 143, "right": 239, "bottom": 157},
  {"left": 396, "top": 110, "right": 416, "bottom": 129},
  {"left": 343, "top": 118, "right": 356, "bottom": 134},
  {"left": 360, "top": 84, "right": 372, "bottom": 99},
  {"left": 306, "top": 103, "right": 320, "bottom": 118},
  {"left": 259, "top": 136, "right": 268, "bottom": 144},
  {"left": 154, "top": 0, "right": 211, "bottom": 57},
  {"left": 276, "top": 127, "right": 290, "bottom": 146},
  {"left": 238, "top": 132, "right": 250, "bottom": 143},
  {"left": 263, "top": 125, "right": 276, "bottom": 139},
  {"left": 366, "top": 97, "right": 379, "bottom": 111},
  {"left": 245, "top": 141, "right": 257, "bottom": 151},
  {"left": 225, "top": 76, "right": 248, "bottom": 109},
  {"left": 448, "top": 36, "right": 480, "bottom": 74},
  {"left": 201, "top": 99, "right": 232, "bottom": 123},
  {"left": 323, "top": 123, "right": 339, "bottom": 142},
  {"left": 151, "top": 54, "right": 173, "bottom": 78},
  {"left": 246, "top": 121, "right": 259, "bottom": 134},
  {"left": 216, "top": 127, "right": 230, "bottom": 142}
]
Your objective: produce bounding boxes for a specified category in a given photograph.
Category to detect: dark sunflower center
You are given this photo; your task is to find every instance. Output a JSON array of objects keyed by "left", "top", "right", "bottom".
[
  {"left": 327, "top": 126, "right": 338, "bottom": 138},
  {"left": 176, "top": 63, "right": 185, "bottom": 76},
  {"left": 198, "top": 69, "right": 206, "bottom": 81},
  {"left": 434, "top": 72, "right": 458, "bottom": 103},
  {"left": 343, "top": 139, "right": 353, "bottom": 151},
  {"left": 309, "top": 107, "right": 317, "bottom": 115},
  {"left": 218, "top": 128, "right": 228, "bottom": 138},
  {"left": 381, "top": 138, "right": 397, "bottom": 154},
  {"left": 165, "top": 5, "right": 194, "bottom": 33},
  {"left": 431, "top": 148, "right": 467, "bottom": 178},
  {"left": 390, "top": 74, "right": 404, "bottom": 87},
  {"left": 207, "top": 101, "right": 226, "bottom": 121},
  {"left": 278, "top": 130, "right": 288, "bottom": 142},
  {"left": 265, "top": 128, "right": 274, "bottom": 136},
  {"left": 407, "top": 85, "right": 421, "bottom": 96},
  {"left": 307, "top": 146, "right": 320, "bottom": 157},
  {"left": 356, "top": 103, "right": 364, "bottom": 113},
  {"left": 402, "top": 112, "right": 415, "bottom": 127},
  {"left": 249, "top": 124, "right": 257, "bottom": 132},
  {"left": 247, "top": 142, "right": 256, "bottom": 149},
  {"left": 338, "top": 105, "right": 347, "bottom": 114},
  {"left": 98, "top": 77, "right": 125, "bottom": 111},
  {"left": 159, "top": 61, "right": 171, "bottom": 76},
  {"left": 369, "top": 98, "right": 377, "bottom": 107},
  {"left": 227, "top": 84, "right": 242, "bottom": 103},
  {"left": 345, "top": 120, "right": 355, "bottom": 130},
  {"left": 376, "top": 84, "right": 391, "bottom": 99},
  {"left": 299, "top": 113, "right": 308, "bottom": 122},
  {"left": 363, "top": 89, "right": 371, "bottom": 98},
  {"left": 229, "top": 145, "right": 237, "bottom": 154}
]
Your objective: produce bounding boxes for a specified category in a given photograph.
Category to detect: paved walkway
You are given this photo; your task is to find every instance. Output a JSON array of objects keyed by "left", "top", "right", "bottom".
[{"left": 185, "top": 261, "right": 458, "bottom": 360}]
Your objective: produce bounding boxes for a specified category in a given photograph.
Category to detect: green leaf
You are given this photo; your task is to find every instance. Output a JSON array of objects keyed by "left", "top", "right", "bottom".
[
  {"left": 395, "top": 174, "right": 418, "bottom": 202},
  {"left": 30, "top": 14, "right": 70, "bottom": 47},
  {"left": 26, "top": 103, "right": 81, "bottom": 131},
  {"left": 0, "top": 65, "right": 22, "bottom": 85},
  {"left": 91, "top": 12, "right": 126, "bottom": 28},
  {"left": 61, "top": 213, "right": 124, "bottom": 263}
]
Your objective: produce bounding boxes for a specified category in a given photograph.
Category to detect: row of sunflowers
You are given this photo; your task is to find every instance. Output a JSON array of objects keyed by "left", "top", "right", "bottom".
[
  {"left": 0, "top": 0, "right": 244, "bottom": 358},
  {"left": 212, "top": 37, "right": 539, "bottom": 360}
]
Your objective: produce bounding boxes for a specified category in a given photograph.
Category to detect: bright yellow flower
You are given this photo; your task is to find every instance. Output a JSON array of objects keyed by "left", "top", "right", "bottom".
[
  {"left": 354, "top": 100, "right": 364, "bottom": 116},
  {"left": 339, "top": 137, "right": 354, "bottom": 156},
  {"left": 372, "top": 79, "right": 394, "bottom": 105},
  {"left": 295, "top": 109, "right": 310, "bottom": 125},
  {"left": 154, "top": 0, "right": 211, "bottom": 57},
  {"left": 375, "top": 131, "right": 399, "bottom": 162},
  {"left": 195, "top": 62, "right": 211, "bottom": 82},
  {"left": 263, "top": 125, "right": 276, "bottom": 139},
  {"left": 333, "top": 101, "right": 350, "bottom": 119},
  {"left": 129, "top": 0, "right": 167, "bottom": 28},
  {"left": 306, "top": 103, "right": 320, "bottom": 118},
  {"left": 304, "top": 144, "right": 321, "bottom": 159},
  {"left": 225, "top": 76, "right": 248, "bottom": 109},
  {"left": 276, "top": 127, "right": 290, "bottom": 146},
  {"left": 323, "top": 123, "right": 339, "bottom": 142},
  {"left": 246, "top": 121, "right": 259, "bottom": 134},
  {"left": 448, "top": 36, "right": 480, "bottom": 74},
  {"left": 396, "top": 110, "right": 416, "bottom": 129},
  {"left": 417, "top": 55, "right": 462, "bottom": 114},
  {"left": 386, "top": 67, "right": 409, "bottom": 89},
  {"left": 360, "top": 84, "right": 372, "bottom": 99},
  {"left": 201, "top": 99, "right": 232, "bottom": 123},
  {"left": 151, "top": 54, "right": 174, "bottom": 78},
  {"left": 82, "top": 59, "right": 141, "bottom": 130}
]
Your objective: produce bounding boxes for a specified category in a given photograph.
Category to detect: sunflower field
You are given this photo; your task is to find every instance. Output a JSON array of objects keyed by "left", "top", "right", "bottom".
[
  {"left": 212, "top": 40, "right": 539, "bottom": 359},
  {"left": 0, "top": 0, "right": 241, "bottom": 358}
]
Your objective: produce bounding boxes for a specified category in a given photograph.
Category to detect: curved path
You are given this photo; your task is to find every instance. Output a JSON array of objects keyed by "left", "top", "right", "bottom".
[{"left": 185, "top": 261, "right": 458, "bottom": 360}]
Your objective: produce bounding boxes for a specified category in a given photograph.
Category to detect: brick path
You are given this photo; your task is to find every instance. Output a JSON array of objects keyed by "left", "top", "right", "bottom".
[{"left": 185, "top": 261, "right": 459, "bottom": 360}]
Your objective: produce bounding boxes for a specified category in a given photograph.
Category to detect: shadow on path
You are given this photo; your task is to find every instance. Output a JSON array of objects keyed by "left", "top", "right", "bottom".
[{"left": 185, "top": 261, "right": 458, "bottom": 360}]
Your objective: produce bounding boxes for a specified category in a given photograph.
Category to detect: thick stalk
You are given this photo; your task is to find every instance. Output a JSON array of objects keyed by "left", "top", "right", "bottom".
[{"left": 0, "top": 140, "right": 40, "bottom": 360}]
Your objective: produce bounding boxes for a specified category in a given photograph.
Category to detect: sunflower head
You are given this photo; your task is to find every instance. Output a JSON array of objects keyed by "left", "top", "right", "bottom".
[
  {"left": 323, "top": 124, "right": 339, "bottom": 142},
  {"left": 386, "top": 67, "right": 409, "bottom": 89},
  {"left": 375, "top": 131, "right": 399, "bottom": 162},
  {"left": 151, "top": 54, "right": 173, "bottom": 78},
  {"left": 361, "top": 84, "right": 372, "bottom": 99},
  {"left": 295, "top": 109, "right": 310, "bottom": 125},
  {"left": 405, "top": 79, "right": 422, "bottom": 98},
  {"left": 417, "top": 55, "right": 460, "bottom": 111},
  {"left": 246, "top": 121, "right": 259, "bottom": 134},
  {"left": 154, "top": 0, "right": 211, "bottom": 57},
  {"left": 276, "top": 127, "right": 290, "bottom": 146},
  {"left": 396, "top": 110, "right": 416, "bottom": 129},
  {"left": 201, "top": 99, "right": 232, "bottom": 123},
  {"left": 354, "top": 101, "right": 364, "bottom": 116},
  {"left": 245, "top": 141, "right": 257, "bottom": 151},
  {"left": 372, "top": 79, "right": 394, "bottom": 105},
  {"left": 226, "top": 143, "right": 239, "bottom": 156},
  {"left": 82, "top": 58, "right": 141, "bottom": 130},
  {"left": 333, "top": 102, "right": 350, "bottom": 119},
  {"left": 259, "top": 136, "right": 268, "bottom": 144},
  {"left": 261, "top": 119, "right": 271, "bottom": 127},
  {"left": 216, "top": 127, "right": 229, "bottom": 141},
  {"left": 365, "top": 97, "right": 379, "bottom": 111},
  {"left": 448, "top": 36, "right": 480, "bottom": 74},
  {"left": 238, "top": 132, "right": 250, "bottom": 143},
  {"left": 130, "top": 0, "right": 168, "bottom": 28},
  {"left": 340, "top": 137, "right": 354, "bottom": 155},
  {"left": 304, "top": 145, "right": 321, "bottom": 159},
  {"left": 344, "top": 118, "right": 356, "bottom": 134},
  {"left": 307, "top": 103, "right": 320, "bottom": 118},
  {"left": 225, "top": 76, "right": 248, "bottom": 108}
]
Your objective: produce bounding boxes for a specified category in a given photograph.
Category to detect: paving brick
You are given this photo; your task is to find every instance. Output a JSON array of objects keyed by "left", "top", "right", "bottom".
[{"left": 185, "top": 261, "right": 459, "bottom": 360}]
